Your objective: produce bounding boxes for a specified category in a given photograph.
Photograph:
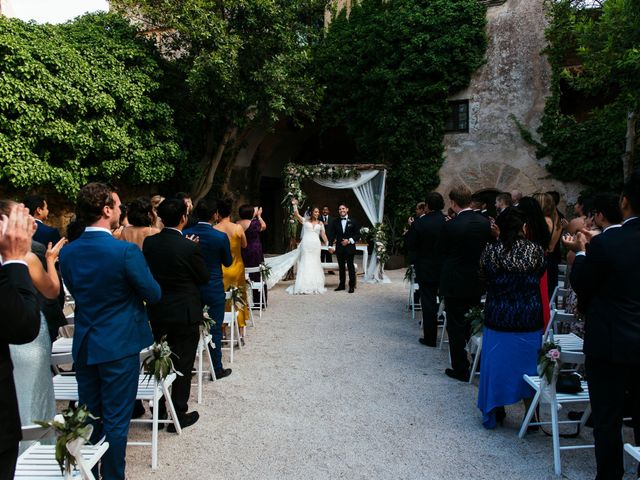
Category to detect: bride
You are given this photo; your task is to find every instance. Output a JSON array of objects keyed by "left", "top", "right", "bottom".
[{"left": 286, "top": 199, "right": 329, "bottom": 295}]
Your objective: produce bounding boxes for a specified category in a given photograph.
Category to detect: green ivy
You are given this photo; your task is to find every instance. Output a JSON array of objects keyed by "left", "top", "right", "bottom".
[
  {"left": 0, "top": 14, "right": 184, "bottom": 199},
  {"left": 315, "top": 0, "right": 487, "bottom": 217}
]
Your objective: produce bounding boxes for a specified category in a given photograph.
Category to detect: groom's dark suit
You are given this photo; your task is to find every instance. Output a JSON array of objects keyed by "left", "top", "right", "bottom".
[{"left": 330, "top": 216, "right": 360, "bottom": 290}]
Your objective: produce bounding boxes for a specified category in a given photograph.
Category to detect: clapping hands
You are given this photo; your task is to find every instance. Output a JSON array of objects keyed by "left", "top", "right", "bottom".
[{"left": 0, "top": 203, "right": 34, "bottom": 261}]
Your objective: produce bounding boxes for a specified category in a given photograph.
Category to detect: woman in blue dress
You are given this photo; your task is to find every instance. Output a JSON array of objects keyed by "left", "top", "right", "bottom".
[{"left": 477, "top": 207, "right": 546, "bottom": 429}]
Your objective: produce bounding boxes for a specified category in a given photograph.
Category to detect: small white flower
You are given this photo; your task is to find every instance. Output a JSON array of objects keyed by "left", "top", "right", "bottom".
[{"left": 54, "top": 414, "right": 65, "bottom": 425}]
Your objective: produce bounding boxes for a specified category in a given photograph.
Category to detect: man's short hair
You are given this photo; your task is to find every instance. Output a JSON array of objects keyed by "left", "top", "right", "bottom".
[
  {"left": 622, "top": 170, "right": 640, "bottom": 215},
  {"left": 23, "top": 194, "right": 46, "bottom": 215},
  {"left": 448, "top": 185, "right": 472, "bottom": 208},
  {"left": 426, "top": 192, "right": 445, "bottom": 212},
  {"left": 593, "top": 192, "right": 622, "bottom": 224},
  {"left": 157, "top": 197, "right": 187, "bottom": 228},
  {"left": 195, "top": 199, "right": 216, "bottom": 222},
  {"left": 416, "top": 202, "right": 426, "bottom": 211},
  {"left": 76, "top": 183, "right": 115, "bottom": 225},
  {"left": 496, "top": 192, "right": 513, "bottom": 207}
]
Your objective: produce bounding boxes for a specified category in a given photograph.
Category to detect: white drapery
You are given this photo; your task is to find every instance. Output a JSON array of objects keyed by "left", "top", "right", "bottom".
[{"left": 314, "top": 169, "right": 390, "bottom": 283}]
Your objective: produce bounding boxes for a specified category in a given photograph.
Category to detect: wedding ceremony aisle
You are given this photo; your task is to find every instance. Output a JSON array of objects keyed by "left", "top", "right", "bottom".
[{"left": 125, "top": 269, "right": 597, "bottom": 480}]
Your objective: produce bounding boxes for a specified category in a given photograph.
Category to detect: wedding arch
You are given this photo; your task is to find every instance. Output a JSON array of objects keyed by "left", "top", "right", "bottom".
[{"left": 280, "top": 162, "right": 390, "bottom": 284}]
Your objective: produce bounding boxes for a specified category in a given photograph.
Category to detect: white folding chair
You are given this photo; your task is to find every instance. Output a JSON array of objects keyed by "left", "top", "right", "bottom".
[
  {"left": 408, "top": 268, "right": 421, "bottom": 320},
  {"left": 221, "top": 293, "right": 241, "bottom": 363},
  {"left": 438, "top": 298, "right": 448, "bottom": 349},
  {"left": 549, "top": 287, "right": 572, "bottom": 312},
  {"left": 468, "top": 334, "right": 482, "bottom": 384},
  {"left": 245, "top": 266, "right": 266, "bottom": 318},
  {"left": 193, "top": 328, "right": 216, "bottom": 404},
  {"left": 518, "top": 351, "right": 593, "bottom": 476},
  {"left": 543, "top": 310, "right": 584, "bottom": 353},
  {"left": 15, "top": 425, "right": 109, "bottom": 479}
]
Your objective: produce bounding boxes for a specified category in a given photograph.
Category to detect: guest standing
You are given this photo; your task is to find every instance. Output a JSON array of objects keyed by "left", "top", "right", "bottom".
[
  {"left": 150, "top": 195, "right": 165, "bottom": 229},
  {"left": 566, "top": 171, "right": 640, "bottom": 480},
  {"left": 59, "top": 183, "right": 161, "bottom": 480},
  {"left": 439, "top": 185, "right": 491, "bottom": 381},
  {"left": 214, "top": 198, "right": 249, "bottom": 337},
  {"left": 23, "top": 195, "right": 61, "bottom": 247},
  {"left": 120, "top": 197, "right": 160, "bottom": 249},
  {"left": 533, "top": 193, "right": 563, "bottom": 297},
  {"left": 143, "top": 198, "right": 210, "bottom": 430},
  {"left": 0, "top": 203, "right": 40, "bottom": 480},
  {"left": 238, "top": 204, "right": 267, "bottom": 306},
  {"left": 320, "top": 206, "right": 334, "bottom": 266},
  {"left": 185, "top": 200, "right": 233, "bottom": 379},
  {"left": 406, "top": 192, "right": 446, "bottom": 347},
  {"left": 476, "top": 208, "right": 546, "bottom": 428}
]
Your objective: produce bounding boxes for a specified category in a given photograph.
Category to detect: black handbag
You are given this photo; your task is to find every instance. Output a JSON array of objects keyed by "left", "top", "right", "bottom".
[{"left": 556, "top": 372, "right": 583, "bottom": 394}]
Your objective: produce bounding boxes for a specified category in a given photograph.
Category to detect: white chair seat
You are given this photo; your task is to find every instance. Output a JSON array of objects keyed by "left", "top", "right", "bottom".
[
  {"left": 15, "top": 442, "right": 109, "bottom": 479},
  {"left": 522, "top": 375, "right": 590, "bottom": 403},
  {"left": 51, "top": 337, "right": 73, "bottom": 354},
  {"left": 554, "top": 333, "right": 584, "bottom": 352}
]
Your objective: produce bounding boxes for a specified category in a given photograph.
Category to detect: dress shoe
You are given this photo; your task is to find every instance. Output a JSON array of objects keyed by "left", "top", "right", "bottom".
[
  {"left": 348, "top": 288, "right": 355, "bottom": 293},
  {"left": 131, "top": 400, "right": 146, "bottom": 419},
  {"left": 419, "top": 338, "right": 437, "bottom": 347},
  {"left": 495, "top": 406, "right": 506, "bottom": 425},
  {"left": 334, "top": 286, "right": 345, "bottom": 291},
  {"left": 214, "top": 368, "right": 232, "bottom": 379},
  {"left": 167, "top": 411, "right": 199, "bottom": 433},
  {"left": 445, "top": 368, "right": 470, "bottom": 382}
]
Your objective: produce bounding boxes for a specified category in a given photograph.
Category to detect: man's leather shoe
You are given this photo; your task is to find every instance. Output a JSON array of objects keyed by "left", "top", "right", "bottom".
[
  {"left": 214, "top": 368, "right": 232, "bottom": 379},
  {"left": 348, "top": 288, "right": 355, "bottom": 293},
  {"left": 167, "top": 411, "right": 199, "bottom": 433},
  {"left": 445, "top": 368, "right": 470, "bottom": 382},
  {"left": 334, "top": 286, "right": 345, "bottom": 291},
  {"left": 419, "top": 338, "right": 437, "bottom": 347}
]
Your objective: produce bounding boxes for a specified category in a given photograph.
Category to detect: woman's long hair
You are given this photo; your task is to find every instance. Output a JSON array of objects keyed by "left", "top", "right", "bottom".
[
  {"left": 516, "top": 197, "right": 551, "bottom": 250},
  {"left": 496, "top": 207, "right": 527, "bottom": 251}
]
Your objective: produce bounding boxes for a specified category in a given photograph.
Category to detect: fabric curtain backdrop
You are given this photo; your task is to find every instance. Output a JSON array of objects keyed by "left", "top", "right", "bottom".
[{"left": 314, "top": 170, "right": 390, "bottom": 283}]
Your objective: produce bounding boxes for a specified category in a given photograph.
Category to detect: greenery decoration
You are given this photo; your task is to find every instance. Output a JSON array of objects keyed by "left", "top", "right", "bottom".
[
  {"left": 466, "top": 306, "right": 485, "bottom": 337},
  {"left": 201, "top": 307, "right": 216, "bottom": 334},
  {"left": 259, "top": 262, "right": 272, "bottom": 282},
  {"left": 315, "top": 0, "right": 487, "bottom": 219},
  {"left": 35, "top": 405, "right": 97, "bottom": 476},
  {"left": 0, "top": 14, "right": 183, "bottom": 199},
  {"left": 518, "top": 0, "right": 639, "bottom": 190},
  {"left": 226, "top": 285, "right": 248, "bottom": 311},
  {"left": 403, "top": 264, "right": 414, "bottom": 283},
  {"left": 538, "top": 340, "right": 562, "bottom": 384},
  {"left": 142, "top": 336, "right": 180, "bottom": 383},
  {"left": 360, "top": 222, "right": 390, "bottom": 272}
]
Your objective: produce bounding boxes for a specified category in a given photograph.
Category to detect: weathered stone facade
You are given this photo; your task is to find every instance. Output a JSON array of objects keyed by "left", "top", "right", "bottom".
[{"left": 440, "top": 0, "right": 582, "bottom": 205}]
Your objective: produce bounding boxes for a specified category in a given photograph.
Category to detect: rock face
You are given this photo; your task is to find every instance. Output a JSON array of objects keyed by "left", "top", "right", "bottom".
[{"left": 439, "top": 0, "right": 582, "bottom": 204}]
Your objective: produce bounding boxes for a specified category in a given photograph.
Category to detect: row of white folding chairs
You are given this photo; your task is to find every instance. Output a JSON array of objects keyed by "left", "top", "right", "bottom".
[
  {"left": 245, "top": 266, "right": 267, "bottom": 320},
  {"left": 407, "top": 268, "right": 448, "bottom": 348}
]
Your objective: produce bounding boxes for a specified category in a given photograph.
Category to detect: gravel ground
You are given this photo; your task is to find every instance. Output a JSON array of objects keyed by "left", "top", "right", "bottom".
[{"left": 125, "top": 268, "right": 636, "bottom": 480}]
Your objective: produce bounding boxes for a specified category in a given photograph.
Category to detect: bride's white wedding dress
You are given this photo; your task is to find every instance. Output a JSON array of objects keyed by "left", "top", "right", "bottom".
[{"left": 286, "top": 221, "right": 326, "bottom": 295}]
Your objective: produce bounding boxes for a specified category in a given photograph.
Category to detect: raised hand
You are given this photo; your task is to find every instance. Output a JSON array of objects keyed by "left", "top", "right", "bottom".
[
  {"left": 46, "top": 237, "right": 68, "bottom": 262},
  {"left": 185, "top": 234, "right": 200, "bottom": 243},
  {"left": 0, "top": 203, "right": 34, "bottom": 261}
]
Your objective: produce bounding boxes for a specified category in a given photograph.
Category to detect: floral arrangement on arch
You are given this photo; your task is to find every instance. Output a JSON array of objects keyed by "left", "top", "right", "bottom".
[
  {"left": 538, "top": 340, "right": 562, "bottom": 384},
  {"left": 282, "top": 162, "right": 359, "bottom": 236},
  {"left": 360, "top": 224, "right": 389, "bottom": 273}
]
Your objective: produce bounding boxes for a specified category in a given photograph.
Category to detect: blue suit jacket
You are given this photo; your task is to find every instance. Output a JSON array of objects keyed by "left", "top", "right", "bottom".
[
  {"left": 33, "top": 220, "right": 61, "bottom": 247},
  {"left": 184, "top": 222, "right": 232, "bottom": 306},
  {"left": 59, "top": 230, "right": 161, "bottom": 365}
]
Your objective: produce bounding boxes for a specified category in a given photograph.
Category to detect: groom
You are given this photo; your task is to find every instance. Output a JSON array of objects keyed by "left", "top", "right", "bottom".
[{"left": 329, "top": 203, "right": 360, "bottom": 293}]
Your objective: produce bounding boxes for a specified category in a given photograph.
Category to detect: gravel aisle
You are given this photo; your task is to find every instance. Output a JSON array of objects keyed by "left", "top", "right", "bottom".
[{"left": 126, "top": 269, "right": 613, "bottom": 479}]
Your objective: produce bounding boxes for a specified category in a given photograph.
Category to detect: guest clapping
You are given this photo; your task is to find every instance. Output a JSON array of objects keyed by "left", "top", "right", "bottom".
[
  {"left": 238, "top": 204, "right": 267, "bottom": 306},
  {"left": 476, "top": 208, "right": 546, "bottom": 428}
]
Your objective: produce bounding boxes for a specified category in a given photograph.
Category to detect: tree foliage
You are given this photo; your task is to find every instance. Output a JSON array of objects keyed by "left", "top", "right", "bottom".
[
  {"left": 0, "top": 14, "right": 183, "bottom": 198},
  {"left": 533, "top": 0, "right": 640, "bottom": 190},
  {"left": 111, "top": 0, "right": 327, "bottom": 202},
  {"left": 315, "top": 0, "right": 487, "bottom": 216}
]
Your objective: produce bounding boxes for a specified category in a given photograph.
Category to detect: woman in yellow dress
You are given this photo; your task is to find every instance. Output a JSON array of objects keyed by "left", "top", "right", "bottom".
[{"left": 214, "top": 197, "right": 249, "bottom": 338}]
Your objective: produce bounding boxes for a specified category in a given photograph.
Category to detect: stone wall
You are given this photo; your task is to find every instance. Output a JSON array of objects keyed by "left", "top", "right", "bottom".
[{"left": 439, "top": 0, "right": 582, "bottom": 207}]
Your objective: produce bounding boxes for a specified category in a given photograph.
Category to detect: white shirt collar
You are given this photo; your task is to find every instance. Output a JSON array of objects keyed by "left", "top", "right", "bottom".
[
  {"left": 35, "top": 219, "right": 43, "bottom": 224},
  {"left": 197, "top": 221, "right": 212, "bottom": 226},
  {"left": 341, "top": 217, "right": 348, "bottom": 221},
  {"left": 85, "top": 226, "right": 112, "bottom": 235},
  {"left": 623, "top": 216, "right": 639, "bottom": 225},
  {"left": 603, "top": 224, "right": 622, "bottom": 233},
  {"left": 165, "top": 227, "right": 183, "bottom": 235},
  {"left": 458, "top": 208, "right": 473, "bottom": 214}
]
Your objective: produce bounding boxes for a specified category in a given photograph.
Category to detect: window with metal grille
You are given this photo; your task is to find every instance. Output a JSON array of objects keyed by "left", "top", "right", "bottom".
[{"left": 445, "top": 100, "right": 469, "bottom": 133}]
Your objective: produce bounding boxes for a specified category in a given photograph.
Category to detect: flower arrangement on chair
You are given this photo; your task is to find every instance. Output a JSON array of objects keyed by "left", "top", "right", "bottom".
[
  {"left": 538, "top": 340, "right": 562, "bottom": 384},
  {"left": 35, "top": 405, "right": 97, "bottom": 478},
  {"left": 201, "top": 307, "right": 216, "bottom": 334},
  {"left": 259, "top": 262, "right": 271, "bottom": 282},
  {"left": 226, "top": 285, "right": 248, "bottom": 310},
  {"left": 142, "top": 335, "right": 180, "bottom": 383},
  {"left": 466, "top": 306, "right": 485, "bottom": 337}
]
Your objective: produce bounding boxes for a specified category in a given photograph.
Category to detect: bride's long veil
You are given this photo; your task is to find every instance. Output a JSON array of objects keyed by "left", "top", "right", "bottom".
[{"left": 263, "top": 209, "right": 309, "bottom": 289}]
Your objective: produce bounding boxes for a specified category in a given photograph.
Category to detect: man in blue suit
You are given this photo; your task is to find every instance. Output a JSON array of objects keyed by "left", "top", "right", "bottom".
[
  {"left": 23, "top": 195, "right": 61, "bottom": 246},
  {"left": 59, "top": 183, "right": 161, "bottom": 480},
  {"left": 184, "top": 199, "right": 233, "bottom": 379}
]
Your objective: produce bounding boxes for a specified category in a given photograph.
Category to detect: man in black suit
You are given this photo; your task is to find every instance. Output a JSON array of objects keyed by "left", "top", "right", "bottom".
[
  {"left": 0, "top": 203, "right": 40, "bottom": 480},
  {"left": 566, "top": 173, "right": 640, "bottom": 480},
  {"left": 329, "top": 203, "right": 360, "bottom": 293},
  {"left": 320, "top": 206, "right": 334, "bottom": 266},
  {"left": 23, "top": 195, "right": 61, "bottom": 247},
  {"left": 439, "top": 185, "right": 491, "bottom": 381},
  {"left": 143, "top": 198, "right": 210, "bottom": 431},
  {"left": 407, "top": 192, "right": 446, "bottom": 347}
]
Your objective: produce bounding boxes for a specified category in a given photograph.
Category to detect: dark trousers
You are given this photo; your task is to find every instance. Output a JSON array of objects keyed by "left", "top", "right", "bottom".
[
  {"left": 336, "top": 248, "right": 356, "bottom": 288},
  {"left": 419, "top": 282, "right": 439, "bottom": 345},
  {"left": 76, "top": 342, "right": 139, "bottom": 480},
  {"left": 444, "top": 296, "right": 480, "bottom": 374},
  {"left": 206, "top": 299, "right": 225, "bottom": 371},
  {"left": 152, "top": 323, "right": 199, "bottom": 416},
  {"left": 320, "top": 249, "right": 332, "bottom": 263},
  {"left": 0, "top": 444, "right": 18, "bottom": 480},
  {"left": 586, "top": 357, "right": 640, "bottom": 480}
]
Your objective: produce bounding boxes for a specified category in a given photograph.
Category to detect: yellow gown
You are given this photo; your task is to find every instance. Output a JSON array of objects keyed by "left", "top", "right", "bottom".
[{"left": 221, "top": 226, "right": 249, "bottom": 328}]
